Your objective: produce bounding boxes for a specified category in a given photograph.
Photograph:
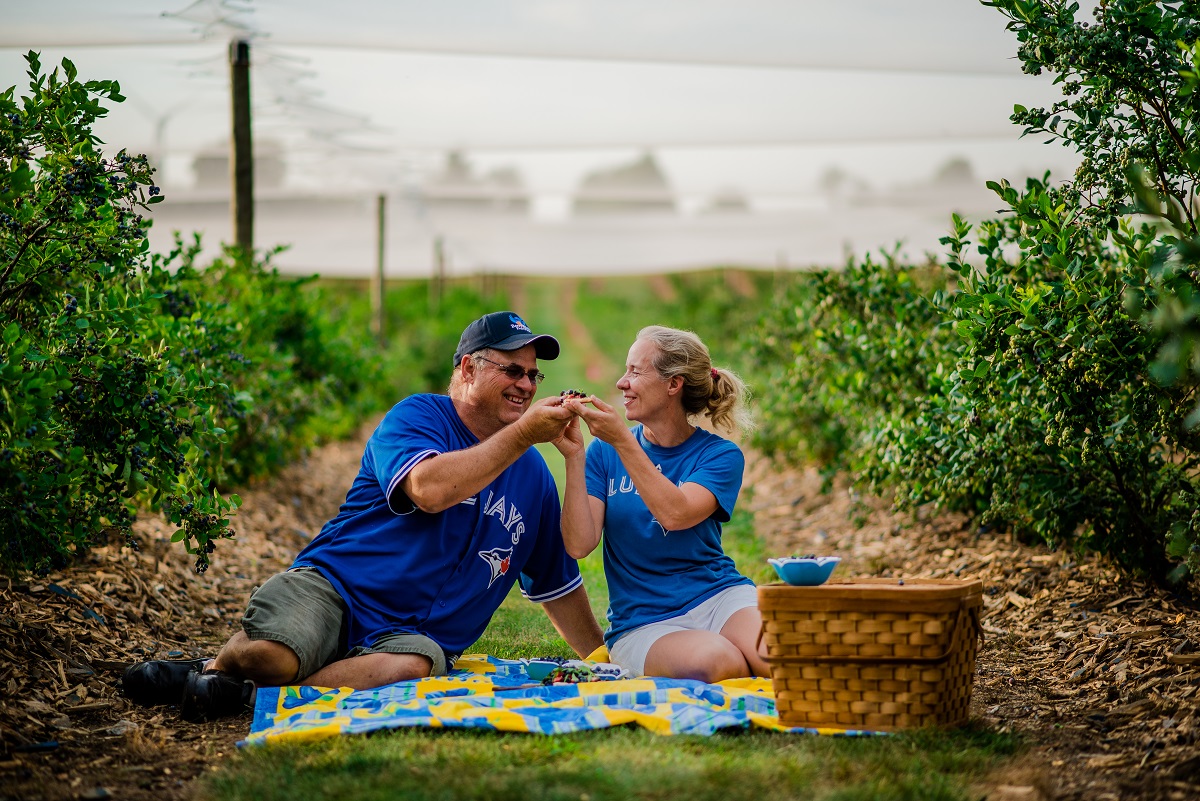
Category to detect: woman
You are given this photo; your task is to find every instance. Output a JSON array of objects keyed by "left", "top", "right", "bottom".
[{"left": 557, "top": 325, "right": 768, "bottom": 682}]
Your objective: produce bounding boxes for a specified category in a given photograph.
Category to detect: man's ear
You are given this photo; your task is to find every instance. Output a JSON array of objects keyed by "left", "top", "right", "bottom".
[{"left": 453, "top": 354, "right": 472, "bottom": 386}]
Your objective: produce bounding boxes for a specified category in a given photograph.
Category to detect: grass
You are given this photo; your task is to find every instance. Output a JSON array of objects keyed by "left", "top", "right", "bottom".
[
  {"left": 196, "top": 274, "right": 1020, "bottom": 799},
  {"left": 202, "top": 725, "right": 1016, "bottom": 801}
]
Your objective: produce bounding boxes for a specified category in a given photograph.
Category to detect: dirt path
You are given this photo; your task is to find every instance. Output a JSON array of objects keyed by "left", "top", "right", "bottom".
[
  {"left": 557, "top": 278, "right": 620, "bottom": 384},
  {"left": 2, "top": 430, "right": 1198, "bottom": 800}
]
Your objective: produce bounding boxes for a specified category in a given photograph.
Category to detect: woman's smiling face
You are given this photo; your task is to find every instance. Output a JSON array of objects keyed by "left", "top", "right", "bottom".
[{"left": 616, "top": 338, "right": 671, "bottom": 422}]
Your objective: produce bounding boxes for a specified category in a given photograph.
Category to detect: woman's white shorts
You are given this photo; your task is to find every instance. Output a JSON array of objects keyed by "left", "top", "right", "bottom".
[{"left": 607, "top": 584, "right": 758, "bottom": 677}]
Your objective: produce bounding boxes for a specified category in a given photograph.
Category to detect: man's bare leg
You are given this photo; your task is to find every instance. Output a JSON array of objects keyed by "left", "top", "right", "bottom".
[
  {"left": 301, "top": 652, "right": 433, "bottom": 690},
  {"left": 211, "top": 633, "right": 432, "bottom": 690},
  {"left": 211, "top": 631, "right": 301, "bottom": 686}
]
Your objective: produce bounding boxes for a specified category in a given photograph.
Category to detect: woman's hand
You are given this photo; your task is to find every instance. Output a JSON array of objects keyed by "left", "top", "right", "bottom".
[{"left": 565, "top": 395, "right": 630, "bottom": 446}]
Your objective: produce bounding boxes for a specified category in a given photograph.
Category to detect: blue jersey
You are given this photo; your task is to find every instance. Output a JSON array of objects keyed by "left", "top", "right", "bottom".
[
  {"left": 584, "top": 425, "right": 751, "bottom": 646},
  {"left": 293, "top": 394, "right": 581, "bottom": 655}
]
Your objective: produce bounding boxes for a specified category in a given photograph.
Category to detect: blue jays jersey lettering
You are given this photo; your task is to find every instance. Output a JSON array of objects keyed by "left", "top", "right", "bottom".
[
  {"left": 584, "top": 425, "right": 750, "bottom": 647},
  {"left": 293, "top": 394, "right": 581, "bottom": 655}
]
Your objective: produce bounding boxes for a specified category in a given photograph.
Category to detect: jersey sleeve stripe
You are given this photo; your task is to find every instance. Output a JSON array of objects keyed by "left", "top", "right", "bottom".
[
  {"left": 520, "top": 572, "right": 583, "bottom": 604},
  {"left": 385, "top": 449, "right": 441, "bottom": 514}
]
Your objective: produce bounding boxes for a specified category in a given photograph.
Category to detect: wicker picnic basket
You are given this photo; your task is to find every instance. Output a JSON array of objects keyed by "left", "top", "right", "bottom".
[{"left": 758, "top": 578, "right": 983, "bottom": 732}]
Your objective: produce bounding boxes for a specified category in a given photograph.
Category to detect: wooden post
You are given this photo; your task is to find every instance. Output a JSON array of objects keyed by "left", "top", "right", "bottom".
[
  {"left": 229, "top": 39, "right": 253, "bottom": 252},
  {"left": 431, "top": 235, "right": 445, "bottom": 313},
  {"left": 372, "top": 193, "right": 386, "bottom": 346}
]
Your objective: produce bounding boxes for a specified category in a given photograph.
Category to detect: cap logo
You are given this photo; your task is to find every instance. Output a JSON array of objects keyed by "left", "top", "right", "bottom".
[{"left": 508, "top": 314, "right": 531, "bottom": 333}]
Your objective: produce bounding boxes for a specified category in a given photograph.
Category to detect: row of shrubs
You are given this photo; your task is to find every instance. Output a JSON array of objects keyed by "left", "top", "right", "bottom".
[
  {"left": 0, "top": 52, "right": 500, "bottom": 576},
  {"left": 747, "top": 0, "right": 1200, "bottom": 590}
]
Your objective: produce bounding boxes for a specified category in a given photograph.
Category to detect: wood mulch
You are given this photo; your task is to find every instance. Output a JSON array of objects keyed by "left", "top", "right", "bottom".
[
  {"left": 0, "top": 429, "right": 367, "bottom": 801},
  {"left": 1, "top": 430, "right": 1198, "bottom": 801},
  {"left": 744, "top": 458, "right": 1200, "bottom": 801}
]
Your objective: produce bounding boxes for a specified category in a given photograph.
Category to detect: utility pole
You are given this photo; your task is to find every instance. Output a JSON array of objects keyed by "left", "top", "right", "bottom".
[
  {"left": 372, "top": 193, "right": 386, "bottom": 346},
  {"left": 229, "top": 39, "right": 253, "bottom": 252}
]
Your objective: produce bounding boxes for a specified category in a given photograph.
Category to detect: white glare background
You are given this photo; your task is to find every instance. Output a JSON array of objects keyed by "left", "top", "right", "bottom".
[{"left": 2, "top": 1, "right": 1084, "bottom": 276}]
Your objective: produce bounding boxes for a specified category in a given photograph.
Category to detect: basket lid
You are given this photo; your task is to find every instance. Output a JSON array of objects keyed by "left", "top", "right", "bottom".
[{"left": 758, "top": 577, "right": 983, "bottom": 613}]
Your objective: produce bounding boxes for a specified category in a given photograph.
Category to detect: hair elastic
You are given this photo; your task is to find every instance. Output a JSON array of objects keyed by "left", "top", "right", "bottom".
[{"left": 711, "top": 368, "right": 719, "bottom": 380}]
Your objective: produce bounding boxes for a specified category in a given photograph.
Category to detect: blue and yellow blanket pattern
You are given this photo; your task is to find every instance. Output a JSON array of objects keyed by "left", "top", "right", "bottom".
[{"left": 244, "top": 655, "right": 875, "bottom": 744}]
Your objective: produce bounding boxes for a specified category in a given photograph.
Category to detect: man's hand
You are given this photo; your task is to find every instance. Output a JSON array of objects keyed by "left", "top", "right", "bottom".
[
  {"left": 512, "top": 397, "right": 575, "bottom": 447},
  {"left": 552, "top": 412, "right": 585, "bottom": 458}
]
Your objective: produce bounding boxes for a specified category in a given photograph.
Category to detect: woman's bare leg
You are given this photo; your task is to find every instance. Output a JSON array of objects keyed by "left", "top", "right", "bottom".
[
  {"left": 719, "top": 606, "right": 771, "bottom": 678},
  {"left": 642, "top": 630, "right": 749, "bottom": 682}
]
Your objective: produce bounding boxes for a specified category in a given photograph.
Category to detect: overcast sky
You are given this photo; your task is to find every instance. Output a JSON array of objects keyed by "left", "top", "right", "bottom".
[{"left": 1, "top": 0, "right": 1083, "bottom": 205}]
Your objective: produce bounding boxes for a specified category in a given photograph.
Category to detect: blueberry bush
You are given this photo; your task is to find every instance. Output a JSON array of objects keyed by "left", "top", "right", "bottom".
[
  {"left": 747, "top": 1, "right": 1200, "bottom": 587},
  {"left": 875, "top": 180, "right": 1200, "bottom": 582},
  {"left": 0, "top": 52, "right": 407, "bottom": 576},
  {"left": 0, "top": 52, "right": 233, "bottom": 574},
  {"left": 140, "top": 235, "right": 388, "bottom": 487},
  {"left": 748, "top": 251, "right": 956, "bottom": 487}
]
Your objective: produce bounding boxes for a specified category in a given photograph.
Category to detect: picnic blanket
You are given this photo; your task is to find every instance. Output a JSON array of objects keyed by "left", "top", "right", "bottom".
[{"left": 242, "top": 655, "right": 877, "bottom": 745}]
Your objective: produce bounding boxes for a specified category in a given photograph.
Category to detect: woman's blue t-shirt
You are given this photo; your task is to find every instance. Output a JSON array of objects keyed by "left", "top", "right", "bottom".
[
  {"left": 293, "top": 394, "right": 581, "bottom": 655},
  {"left": 584, "top": 424, "right": 751, "bottom": 646}
]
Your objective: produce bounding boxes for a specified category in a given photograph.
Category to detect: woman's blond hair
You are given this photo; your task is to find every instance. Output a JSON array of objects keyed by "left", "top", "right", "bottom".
[{"left": 636, "top": 325, "right": 752, "bottom": 434}]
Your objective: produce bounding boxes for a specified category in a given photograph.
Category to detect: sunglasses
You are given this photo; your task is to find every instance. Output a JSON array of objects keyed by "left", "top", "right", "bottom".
[{"left": 477, "top": 355, "right": 545, "bottom": 385}]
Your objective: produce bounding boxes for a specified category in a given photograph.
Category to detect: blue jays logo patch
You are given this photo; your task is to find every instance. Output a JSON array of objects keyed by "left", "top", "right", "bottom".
[
  {"left": 508, "top": 314, "right": 531, "bottom": 333},
  {"left": 478, "top": 547, "right": 513, "bottom": 589}
]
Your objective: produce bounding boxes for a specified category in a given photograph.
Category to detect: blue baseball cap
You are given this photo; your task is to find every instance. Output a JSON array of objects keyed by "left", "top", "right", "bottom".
[{"left": 453, "top": 311, "right": 560, "bottom": 367}]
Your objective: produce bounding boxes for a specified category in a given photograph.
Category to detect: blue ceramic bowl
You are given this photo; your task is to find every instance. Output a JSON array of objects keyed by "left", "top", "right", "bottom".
[
  {"left": 523, "top": 659, "right": 563, "bottom": 681},
  {"left": 768, "top": 556, "right": 841, "bottom": 586}
]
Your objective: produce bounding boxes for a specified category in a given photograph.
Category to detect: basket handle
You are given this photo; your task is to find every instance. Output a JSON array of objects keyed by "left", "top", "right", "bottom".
[{"left": 761, "top": 603, "right": 983, "bottom": 667}]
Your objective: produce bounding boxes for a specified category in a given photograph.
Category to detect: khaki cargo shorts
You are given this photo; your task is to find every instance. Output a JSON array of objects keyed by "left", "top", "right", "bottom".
[{"left": 241, "top": 567, "right": 453, "bottom": 681}]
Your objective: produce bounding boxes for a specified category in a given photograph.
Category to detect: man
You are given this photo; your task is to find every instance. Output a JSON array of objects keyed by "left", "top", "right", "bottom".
[{"left": 122, "top": 311, "right": 605, "bottom": 721}]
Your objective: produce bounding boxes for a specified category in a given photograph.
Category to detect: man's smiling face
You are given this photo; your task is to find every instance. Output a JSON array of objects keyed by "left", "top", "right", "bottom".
[{"left": 468, "top": 345, "right": 540, "bottom": 432}]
